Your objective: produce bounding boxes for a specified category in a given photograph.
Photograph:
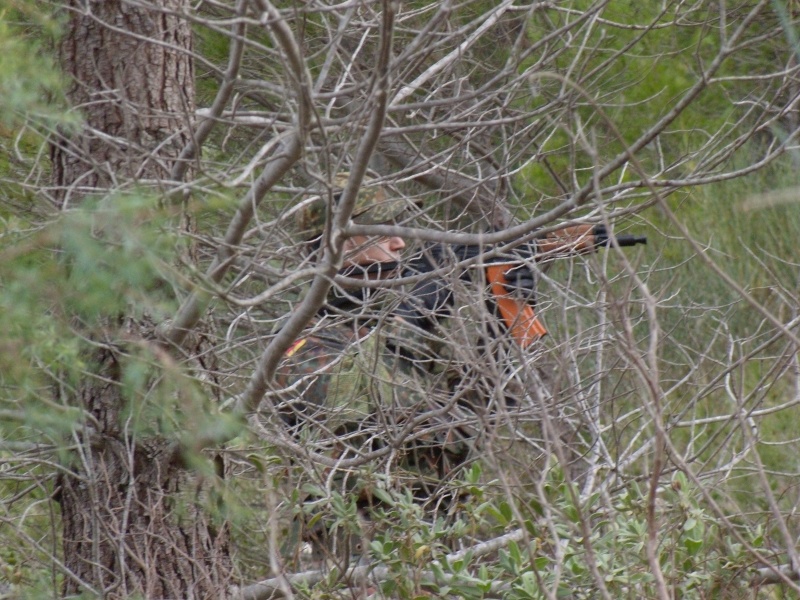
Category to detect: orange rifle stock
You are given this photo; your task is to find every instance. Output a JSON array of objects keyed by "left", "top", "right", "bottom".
[
  {"left": 484, "top": 225, "right": 646, "bottom": 348},
  {"left": 486, "top": 263, "right": 548, "bottom": 348}
]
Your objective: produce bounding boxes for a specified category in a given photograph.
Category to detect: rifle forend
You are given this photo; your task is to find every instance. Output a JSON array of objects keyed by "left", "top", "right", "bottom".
[
  {"left": 401, "top": 224, "right": 645, "bottom": 270},
  {"left": 535, "top": 224, "right": 647, "bottom": 256}
]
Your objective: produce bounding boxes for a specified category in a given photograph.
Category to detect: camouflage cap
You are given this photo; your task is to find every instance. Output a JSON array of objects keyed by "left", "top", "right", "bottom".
[{"left": 296, "top": 172, "right": 409, "bottom": 239}]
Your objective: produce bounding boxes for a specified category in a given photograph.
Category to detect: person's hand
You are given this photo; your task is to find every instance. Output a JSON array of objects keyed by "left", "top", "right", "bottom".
[
  {"left": 501, "top": 263, "right": 537, "bottom": 299},
  {"left": 394, "top": 277, "right": 452, "bottom": 330}
]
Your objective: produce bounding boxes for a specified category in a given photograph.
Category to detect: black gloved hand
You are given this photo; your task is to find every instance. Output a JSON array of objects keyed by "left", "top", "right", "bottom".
[
  {"left": 394, "top": 276, "right": 453, "bottom": 330},
  {"left": 501, "top": 263, "right": 537, "bottom": 299}
]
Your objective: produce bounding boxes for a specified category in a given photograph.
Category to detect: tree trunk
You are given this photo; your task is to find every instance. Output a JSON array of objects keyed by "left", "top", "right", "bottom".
[
  {"left": 51, "top": 0, "right": 194, "bottom": 207},
  {"left": 51, "top": 1, "right": 231, "bottom": 597},
  {"left": 58, "top": 348, "right": 230, "bottom": 598}
]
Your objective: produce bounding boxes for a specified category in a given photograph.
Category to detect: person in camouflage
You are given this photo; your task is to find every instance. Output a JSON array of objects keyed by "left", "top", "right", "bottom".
[
  {"left": 275, "top": 173, "right": 472, "bottom": 563},
  {"left": 274, "top": 174, "right": 637, "bottom": 570}
]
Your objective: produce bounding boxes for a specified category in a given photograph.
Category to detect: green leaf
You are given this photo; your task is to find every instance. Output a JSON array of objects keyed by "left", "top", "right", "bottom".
[
  {"left": 466, "top": 462, "right": 482, "bottom": 484},
  {"left": 300, "top": 483, "right": 326, "bottom": 498},
  {"left": 500, "top": 501, "right": 514, "bottom": 523},
  {"left": 380, "top": 579, "right": 397, "bottom": 595},
  {"left": 532, "top": 556, "right": 549, "bottom": 571},
  {"left": 684, "top": 537, "right": 703, "bottom": 555},
  {"left": 509, "top": 540, "right": 522, "bottom": 564},
  {"left": 528, "top": 497, "right": 544, "bottom": 516},
  {"left": 371, "top": 486, "right": 396, "bottom": 506}
]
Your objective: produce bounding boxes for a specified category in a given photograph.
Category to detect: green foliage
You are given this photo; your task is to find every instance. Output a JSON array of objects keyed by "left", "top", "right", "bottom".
[
  {"left": 59, "top": 200, "right": 181, "bottom": 323},
  {"left": 0, "top": 194, "right": 246, "bottom": 595},
  {"left": 484, "top": 468, "right": 750, "bottom": 599},
  {"left": 0, "top": 1, "right": 73, "bottom": 128},
  {"left": 0, "top": 195, "right": 189, "bottom": 443},
  {"left": 268, "top": 464, "right": 757, "bottom": 598}
]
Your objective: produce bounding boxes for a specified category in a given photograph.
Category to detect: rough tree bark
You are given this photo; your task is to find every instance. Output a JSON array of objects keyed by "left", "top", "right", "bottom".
[
  {"left": 51, "top": 1, "right": 231, "bottom": 597},
  {"left": 51, "top": 0, "right": 194, "bottom": 207}
]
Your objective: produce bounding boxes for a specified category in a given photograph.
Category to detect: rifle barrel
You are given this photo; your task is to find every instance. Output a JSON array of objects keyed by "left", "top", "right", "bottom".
[
  {"left": 610, "top": 234, "right": 647, "bottom": 247},
  {"left": 592, "top": 225, "right": 647, "bottom": 248}
]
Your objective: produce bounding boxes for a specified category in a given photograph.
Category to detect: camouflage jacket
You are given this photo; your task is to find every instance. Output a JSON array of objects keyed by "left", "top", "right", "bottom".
[{"left": 274, "top": 293, "right": 469, "bottom": 488}]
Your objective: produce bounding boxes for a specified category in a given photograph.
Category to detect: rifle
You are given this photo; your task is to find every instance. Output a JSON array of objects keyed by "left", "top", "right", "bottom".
[{"left": 410, "top": 224, "right": 647, "bottom": 348}]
